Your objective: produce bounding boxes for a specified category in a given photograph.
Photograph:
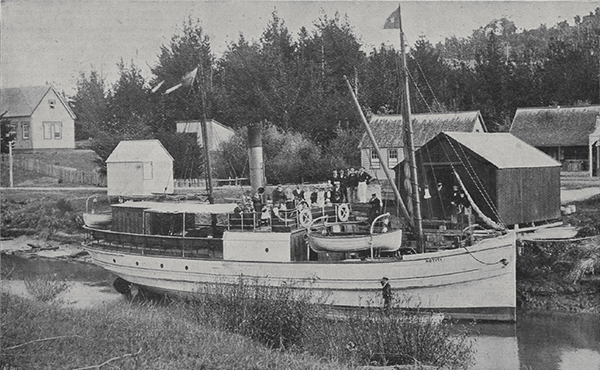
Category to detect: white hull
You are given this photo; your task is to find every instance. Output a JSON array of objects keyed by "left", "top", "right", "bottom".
[{"left": 85, "top": 230, "right": 516, "bottom": 321}]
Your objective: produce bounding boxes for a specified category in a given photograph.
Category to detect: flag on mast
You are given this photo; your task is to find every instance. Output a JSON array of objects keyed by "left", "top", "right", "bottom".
[
  {"left": 164, "top": 67, "right": 198, "bottom": 95},
  {"left": 383, "top": 7, "right": 401, "bottom": 29}
]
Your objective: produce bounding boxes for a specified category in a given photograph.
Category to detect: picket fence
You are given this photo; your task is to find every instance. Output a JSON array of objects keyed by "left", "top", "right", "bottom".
[{"left": 1, "top": 154, "right": 106, "bottom": 186}]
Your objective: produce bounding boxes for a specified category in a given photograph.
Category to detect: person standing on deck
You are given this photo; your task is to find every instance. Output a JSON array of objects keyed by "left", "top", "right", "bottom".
[
  {"left": 272, "top": 184, "right": 286, "bottom": 205},
  {"left": 331, "top": 182, "right": 344, "bottom": 204},
  {"left": 368, "top": 193, "right": 382, "bottom": 224},
  {"left": 357, "top": 168, "right": 372, "bottom": 203},
  {"left": 339, "top": 169, "right": 348, "bottom": 203},
  {"left": 347, "top": 168, "right": 358, "bottom": 203}
]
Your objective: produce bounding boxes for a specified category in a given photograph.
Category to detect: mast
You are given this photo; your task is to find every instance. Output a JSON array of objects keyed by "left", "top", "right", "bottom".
[
  {"left": 344, "top": 77, "right": 414, "bottom": 229},
  {"left": 198, "top": 60, "right": 214, "bottom": 204},
  {"left": 397, "top": 5, "right": 424, "bottom": 252}
]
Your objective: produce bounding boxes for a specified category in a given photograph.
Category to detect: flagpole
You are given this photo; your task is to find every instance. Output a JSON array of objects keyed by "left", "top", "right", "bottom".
[{"left": 397, "top": 4, "right": 424, "bottom": 252}]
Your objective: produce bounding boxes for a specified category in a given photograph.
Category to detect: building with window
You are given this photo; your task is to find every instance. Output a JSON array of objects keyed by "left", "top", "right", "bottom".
[
  {"left": 509, "top": 105, "right": 600, "bottom": 177},
  {"left": 359, "top": 111, "right": 486, "bottom": 179},
  {"left": 0, "top": 86, "right": 76, "bottom": 150},
  {"left": 106, "top": 140, "right": 174, "bottom": 196}
]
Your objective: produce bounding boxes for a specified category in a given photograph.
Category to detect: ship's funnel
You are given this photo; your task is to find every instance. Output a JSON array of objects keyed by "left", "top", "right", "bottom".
[{"left": 247, "top": 124, "right": 265, "bottom": 192}]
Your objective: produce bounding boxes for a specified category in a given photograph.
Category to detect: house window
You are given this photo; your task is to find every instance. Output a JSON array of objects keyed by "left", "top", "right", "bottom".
[
  {"left": 143, "top": 162, "right": 153, "bottom": 179},
  {"left": 388, "top": 148, "right": 398, "bottom": 168},
  {"left": 22, "top": 122, "right": 30, "bottom": 140},
  {"left": 43, "top": 122, "right": 53, "bottom": 139},
  {"left": 42, "top": 121, "right": 63, "bottom": 140},
  {"left": 48, "top": 99, "right": 56, "bottom": 109},
  {"left": 53, "top": 122, "right": 62, "bottom": 139},
  {"left": 371, "top": 149, "right": 380, "bottom": 169}
]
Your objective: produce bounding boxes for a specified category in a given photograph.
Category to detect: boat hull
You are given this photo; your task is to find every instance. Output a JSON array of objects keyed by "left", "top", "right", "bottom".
[{"left": 84, "top": 230, "right": 516, "bottom": 321}]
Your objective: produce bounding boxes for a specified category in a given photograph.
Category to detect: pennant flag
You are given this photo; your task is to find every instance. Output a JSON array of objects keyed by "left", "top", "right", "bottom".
[
  {"left": 151, "top": 80, "right": 164, "bottom": 93},
  {"left": 383, "top": 8, "right": 400, "bottom": 29},
  {"left": 164, "top": 67, "right": 198, "bottom": 95}
]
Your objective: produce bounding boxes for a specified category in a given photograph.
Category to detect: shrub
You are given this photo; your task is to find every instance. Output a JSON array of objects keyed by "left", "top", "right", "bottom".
[{"left": 23, "top": 274, "right": 72, "bottom": 302}]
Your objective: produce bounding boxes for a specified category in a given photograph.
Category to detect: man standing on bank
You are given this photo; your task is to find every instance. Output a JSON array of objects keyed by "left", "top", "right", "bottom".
[{"left": 381, "top": 276, "right": 392, "bottom": 312}]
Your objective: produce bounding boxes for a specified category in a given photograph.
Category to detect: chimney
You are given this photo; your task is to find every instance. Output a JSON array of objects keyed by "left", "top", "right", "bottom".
[{"left": 247, "top": 124, "right": 265, "bottom": 192}]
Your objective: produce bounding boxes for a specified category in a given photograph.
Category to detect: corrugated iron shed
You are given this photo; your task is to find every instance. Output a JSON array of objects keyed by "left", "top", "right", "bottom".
[
  {"left": 510, "top": 105, "right": 600, "bottom": 147},
  {"left": 359, "top": 111, "right": 486, "bottom": 149}
]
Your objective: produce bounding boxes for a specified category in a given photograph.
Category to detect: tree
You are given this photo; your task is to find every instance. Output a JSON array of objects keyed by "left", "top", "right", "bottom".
[
  {"left": 150, "top": 18, "right": 214, "bottom": 132},
  {"left": 0, "top": 112, "right": 15, "bottom": 154},
  {"left": 70, "top": 70, "right": 107, "bottom": 140}
]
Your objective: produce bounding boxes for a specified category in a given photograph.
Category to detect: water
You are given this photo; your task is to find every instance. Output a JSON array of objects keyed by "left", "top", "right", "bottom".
[{"left": 2, "top": 253, "right": 599, "bottom": 369}]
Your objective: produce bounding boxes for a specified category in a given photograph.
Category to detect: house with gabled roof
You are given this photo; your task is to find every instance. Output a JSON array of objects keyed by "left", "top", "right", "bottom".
[
  {"left": 509, "top": 105, "right": 600, "bottom": 177},
  {"left": 359, "top": 111, "right": 486, "bottom": 179},
  {"left": 0, "top": 86, "right": 76, "bottom": 151},
  {"left": 106, "top": 140, "right": 174, "bottom": 196}
]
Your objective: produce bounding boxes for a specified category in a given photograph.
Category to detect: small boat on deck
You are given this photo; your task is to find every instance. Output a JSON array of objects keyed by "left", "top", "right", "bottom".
[
  {"left": 82, "top": 213, "right": 112, "bottom": 229},
  {"left": 307, "top": 213, "right": 403, "bottom": 254}
]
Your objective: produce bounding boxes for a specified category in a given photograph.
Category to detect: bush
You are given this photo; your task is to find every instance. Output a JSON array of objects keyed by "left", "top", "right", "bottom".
[
  {"left": 186, "top": 277, "right": 474, "bottom": 368},
  {"left": 24, "top": 274, "right": 72, "bottom": 302}
]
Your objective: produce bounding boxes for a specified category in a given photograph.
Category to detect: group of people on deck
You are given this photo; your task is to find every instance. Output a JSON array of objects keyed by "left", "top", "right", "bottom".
[
  {"left": 234, "top": 167, "right": 378, "bottom": 221},
  {"left": 327, "top": 167, "right": 373, "bottom": 204}
]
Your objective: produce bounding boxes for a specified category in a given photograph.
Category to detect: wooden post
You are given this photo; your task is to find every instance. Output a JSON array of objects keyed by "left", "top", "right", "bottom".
[{"left": 8, "top": 141, "right": 14, "bottom": 188}]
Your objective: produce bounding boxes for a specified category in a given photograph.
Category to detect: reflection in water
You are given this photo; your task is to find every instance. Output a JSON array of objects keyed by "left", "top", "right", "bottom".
[
  {"left": 2, "top": 254, "right": 599, "bottom": 369},
  {"left": 470, "top": 311, "right": 600, "bottom": 370}
]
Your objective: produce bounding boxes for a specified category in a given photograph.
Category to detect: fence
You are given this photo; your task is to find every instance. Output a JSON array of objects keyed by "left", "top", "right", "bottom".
[
  {"left": 174, "top": 177, "right": 249, "bottom": 188},
  {"left": 1, "top": 154, "right": 106, "bottom": 186}
]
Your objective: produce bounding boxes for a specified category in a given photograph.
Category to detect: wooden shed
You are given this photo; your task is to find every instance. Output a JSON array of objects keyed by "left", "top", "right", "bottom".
[
  {"left": 106, "top": 140, "right": 174, "bottom": 196},
  {"left": 400, "top": 132, "right": 561, "bottom": 227}
]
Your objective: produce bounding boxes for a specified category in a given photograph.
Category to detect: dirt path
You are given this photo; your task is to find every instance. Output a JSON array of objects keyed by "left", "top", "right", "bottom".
[{"left": 561, "top": 187, "right": 600, "bottom": 204}]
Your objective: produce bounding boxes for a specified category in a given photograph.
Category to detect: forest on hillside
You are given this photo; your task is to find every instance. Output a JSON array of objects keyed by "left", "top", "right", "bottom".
[{"left": 70, "top": 8, "right": 600, "bottom": 183}]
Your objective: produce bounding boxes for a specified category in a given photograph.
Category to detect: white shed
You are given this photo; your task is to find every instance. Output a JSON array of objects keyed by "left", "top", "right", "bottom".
[
  {"left": 106, "top": 140, "right": 174, "bottom": 196},
  {"left": 176, "top": 119, "right": 234, "bottom": 151}
]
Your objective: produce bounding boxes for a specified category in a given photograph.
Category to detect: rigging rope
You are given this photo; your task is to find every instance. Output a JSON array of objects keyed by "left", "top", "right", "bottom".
[{"left": 445, "top": 136, "right": 505, "bottom": 225}]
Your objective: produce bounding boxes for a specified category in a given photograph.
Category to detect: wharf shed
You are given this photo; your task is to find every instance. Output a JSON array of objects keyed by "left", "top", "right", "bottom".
[
  {"left": 509, "top": 105, "right": 600, "bottom": 176},
  {"left": 106, "top": 140, "right": 174, "bottom": 197},
  {"left": 404, "top": 132, "right": 561, "bottom": 227},
  {"left": 359, "top": 111, "right": 486, "bottom": 179}
]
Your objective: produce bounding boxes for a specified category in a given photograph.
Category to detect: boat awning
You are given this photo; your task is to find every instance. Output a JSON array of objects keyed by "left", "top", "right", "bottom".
[{"left": 112, "top": 201, "right": 237, "bottom": 214}]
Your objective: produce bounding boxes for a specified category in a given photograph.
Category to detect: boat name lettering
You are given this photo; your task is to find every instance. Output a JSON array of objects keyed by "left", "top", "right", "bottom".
[{"left": 425, "top": 257, "right": 443, "bottom": 263}]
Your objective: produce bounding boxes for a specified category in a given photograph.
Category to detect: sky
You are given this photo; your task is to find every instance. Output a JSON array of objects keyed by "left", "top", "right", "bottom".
[{"left": 1, "top": 0, "right": 598, "bottom": 95}]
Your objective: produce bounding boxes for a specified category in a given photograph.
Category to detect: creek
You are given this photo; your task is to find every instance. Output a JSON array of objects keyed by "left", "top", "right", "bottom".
[{"left": 1, "top": 253, "right": 599, "bottom": 369}]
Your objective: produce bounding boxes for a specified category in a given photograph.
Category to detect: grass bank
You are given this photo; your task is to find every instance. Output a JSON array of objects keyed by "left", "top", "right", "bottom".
[
  {"left": 0, "top": 293, "right": 351, "bottom": 370},
  {"left": 1, "top": 276, "right": 474, "bottom": 370}
]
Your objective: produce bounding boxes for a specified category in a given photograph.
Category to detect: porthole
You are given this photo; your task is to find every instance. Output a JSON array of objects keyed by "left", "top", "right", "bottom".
[
  {"left": 185, "top": 266, "right": 189, "bottom": 270},
  {"left": 135, "top": 262, "right": 139, "bottom": 266},
  {"left": 160, "top": 264, "right": 164, "bottom": 268},
  {"left": 112, "top": 259, "right": 116, "bottom": 263},
  {"left": 265, "top": 248, "right": 269, "bottom": 253}
]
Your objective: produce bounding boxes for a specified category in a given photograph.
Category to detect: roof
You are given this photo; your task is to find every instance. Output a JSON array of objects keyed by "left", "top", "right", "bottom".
[
  {"left": 112, "top": 201, "right": 237, "bottom": 214},
  {"left": 359, "top": 111, "right": 485, "bottom": 149},
  {"left": 176, "top": 119, "right": 235, "bottom": 150},
  {"left": 106, "top": 140, "right": 174, "bottom": 163},
  {"left": 443, "top": 132, "right": 561, "bottom": 169},
  {"left": 0, "top": 85, "right": 76, "bottom": 119},
  {"left": 509, "top": 105, "right": 600, "bottom": 146}
]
